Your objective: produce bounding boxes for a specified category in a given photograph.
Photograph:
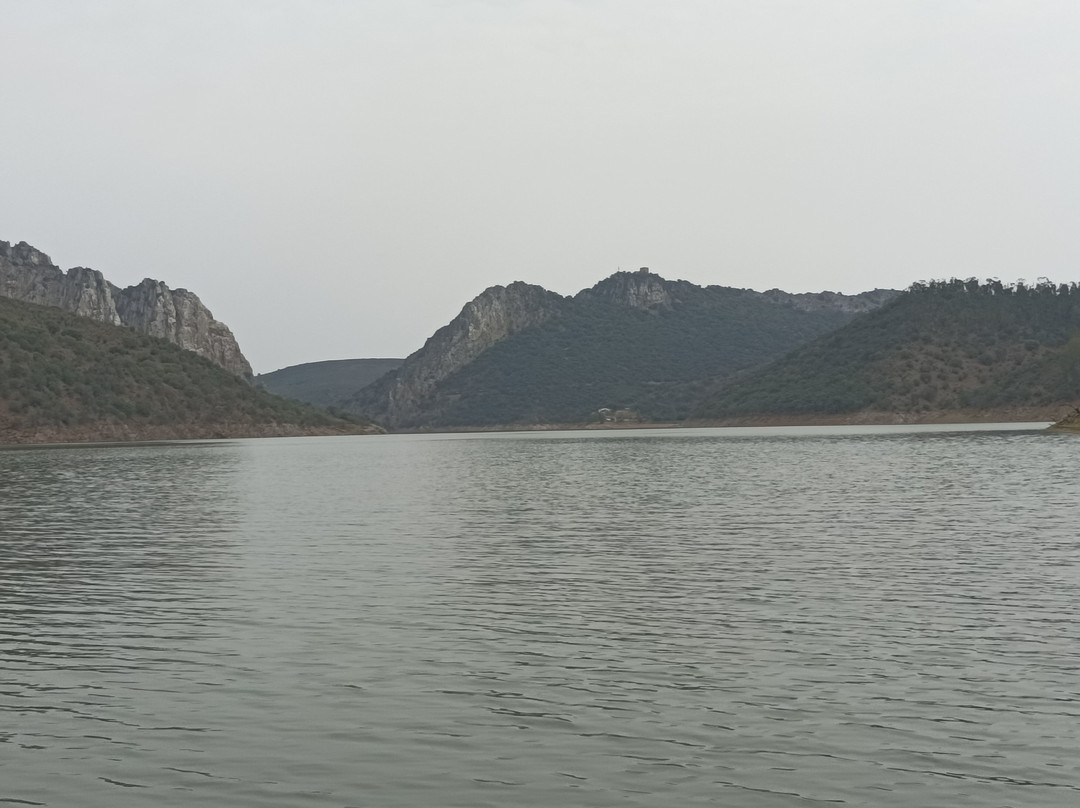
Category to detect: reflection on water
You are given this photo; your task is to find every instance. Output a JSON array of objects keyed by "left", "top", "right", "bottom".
[{"left": 1, "top": 427, "right": 1079, "bottom": 807}]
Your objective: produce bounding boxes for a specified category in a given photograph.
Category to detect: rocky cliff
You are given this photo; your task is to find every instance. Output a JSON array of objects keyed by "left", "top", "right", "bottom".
[
  {"left": 353, "top": 281, "right": 567, "bottom": 427},
  {"left": 579, "top": 268, "right": 678, "bottom": 310},
  {"left": 0, "top": 240, "right": 252, "bottom": 378},
  {"left": 0, "top": 241, "right": 123, "bottom": 324},
  {"left": 350, "top": 268, "right": 902, "bottom": 429},
  {"left": 113, "top": 278, "right": 252, "bottom": 378}
]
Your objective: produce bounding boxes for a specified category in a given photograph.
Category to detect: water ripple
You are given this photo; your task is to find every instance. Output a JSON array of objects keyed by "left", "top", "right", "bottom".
[{"left": 2, "top": 427, "right": 1079, "bottom": 806}]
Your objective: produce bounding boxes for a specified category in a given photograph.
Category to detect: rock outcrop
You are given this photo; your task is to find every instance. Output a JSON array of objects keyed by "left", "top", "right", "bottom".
[
  {"left": 353, "top": 281, "right": 567, "bottom": 427},
  {"left": 0, "top": 240, "right": 252, "bottom": 378},
  {"left": 113, "top": 279, "right": 252, "bottom": 378},
  {"left": 579, "top": 268, "right": 677, "bottom": 311},
  {"left": 350, "top": 268, "right": 902, "bottom": 430},
  {"left": 1048, "top": 408, "right": 1080, "bottom": 433},
  {"left": 0, "top": 241, "right": 123, "bottom": 324}
]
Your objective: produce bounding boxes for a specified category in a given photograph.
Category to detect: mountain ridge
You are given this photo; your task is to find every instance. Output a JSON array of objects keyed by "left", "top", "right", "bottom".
[
  {"left": 350, "top": 269, "right": 899, "bottom": 429},
  {"left": 0, "top": 240, "right": 252, "bottom": 378},
  {"left": 357, "top": 281, "right": 568, "bottom": 427},
  {"left": 694, "top": 278, "right": 1080, "bottom": 422}
]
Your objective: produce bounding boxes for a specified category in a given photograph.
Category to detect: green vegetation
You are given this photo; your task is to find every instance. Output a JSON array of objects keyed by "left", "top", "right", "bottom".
[
  {"left": 0, "top": 296, "right": 374, "bottom": 440},
  {"left": 696, "top": 279, "right": 1080, "bottom": 418},
  {"left": 257, "top": 358, "right": 404, "bottom": 408},
  {"left": 372, "top": 285, "right": 860, "bottom": 427}
]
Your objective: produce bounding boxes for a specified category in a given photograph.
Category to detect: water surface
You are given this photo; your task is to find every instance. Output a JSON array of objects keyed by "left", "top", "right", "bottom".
[{"left": 2, "top": 424, "right": 1079, "bottom": 806}]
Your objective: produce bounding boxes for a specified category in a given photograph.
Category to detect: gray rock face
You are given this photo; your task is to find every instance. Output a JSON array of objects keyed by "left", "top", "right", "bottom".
[
  {"left": 357, "top": 281, "right": 566, "bottom": 427},
  {"left": 0, "top": 240, "right": 253, "bottom": 378},
  {"left": 0, "top": 242, "right": 122, "bottom": 324},
  {"left": 112, "top": 279, "right": 253, "bottom": 378},
  {"left": 581, "top": 268, "right": 676, "bottom": 311}
]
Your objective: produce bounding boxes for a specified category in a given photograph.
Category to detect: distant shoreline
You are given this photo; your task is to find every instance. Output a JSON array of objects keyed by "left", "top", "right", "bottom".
[
  {"left": 390, "top": 405, "right": 1068, "bottom": 434},
  {"left": 3, "top": 406, "right": 1071, "bottom": 446},
  {"left": 0, "top": 421, "right": 383, "bottom": 447}
]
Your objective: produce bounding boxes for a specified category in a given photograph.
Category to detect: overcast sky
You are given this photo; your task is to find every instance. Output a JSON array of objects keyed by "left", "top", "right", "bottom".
[{"left": 3, "top": 1, "right": 1079, "bottom": 372}]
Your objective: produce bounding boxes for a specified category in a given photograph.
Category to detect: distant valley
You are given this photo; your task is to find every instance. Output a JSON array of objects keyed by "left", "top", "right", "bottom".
[{"left": 257, "top": 358, "right": 404, "bottom": 409}]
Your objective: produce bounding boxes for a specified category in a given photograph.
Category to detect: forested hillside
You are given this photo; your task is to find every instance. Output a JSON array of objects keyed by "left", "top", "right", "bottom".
[
  {"left": 351, "top": 270, "right": 895, "bottom": 428},
  {"left": 426, "top": 291, "right": 857, "bottom": 425},
  {"left": 0, "top": 296, "right": 378, "bottom": 443},
  {"left": 696, "top": 279, "right": 1080, "bottom": 420}
]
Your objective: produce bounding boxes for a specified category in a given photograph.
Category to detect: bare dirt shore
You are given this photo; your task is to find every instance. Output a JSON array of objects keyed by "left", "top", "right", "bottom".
[
  {"left": 394, "top": 405, "right": 1070, "bottom": 435},
  {"left": 682, "top": 406, "right": 1066, "bottom": 428},
  {"left": 0, "top": 421, "right": 384, "bottom": 447}
]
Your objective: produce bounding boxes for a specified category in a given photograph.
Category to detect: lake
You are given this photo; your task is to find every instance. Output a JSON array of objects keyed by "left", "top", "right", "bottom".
[{"left": 2, "top": 424, "right": 1079, "bottom": 807}]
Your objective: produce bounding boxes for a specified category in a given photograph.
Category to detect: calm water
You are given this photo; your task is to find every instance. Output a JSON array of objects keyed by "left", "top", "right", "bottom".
[{"left": 2, "top": 424, "right": 1079, "bottom": 807}]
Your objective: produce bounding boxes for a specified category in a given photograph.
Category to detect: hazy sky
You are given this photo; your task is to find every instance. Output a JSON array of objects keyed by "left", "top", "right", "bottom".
[{"left": 3, "top": 1, "right": 1079, "bottom": 372}]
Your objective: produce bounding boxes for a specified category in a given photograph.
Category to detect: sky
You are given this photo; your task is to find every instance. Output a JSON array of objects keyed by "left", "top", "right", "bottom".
[{"left": 3, "top": 1, "right": 1080, "bottom": 373}]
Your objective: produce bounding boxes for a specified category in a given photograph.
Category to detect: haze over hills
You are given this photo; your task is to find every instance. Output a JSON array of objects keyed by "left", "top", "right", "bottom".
[
  {"left": 0, "top": 295, "right": 378, "bottom": 444},
  {"left": 348, "top": 269, "right": 898, "bottom": 429},
  {"left": 0, "top": 240, "right": 252, "bottom": 378},
  {"left": 257, "top": 358, "right": 404, "bottom": 408},
  {"left": 695, "top": 278, "right": 1080, "bottom": 423}
]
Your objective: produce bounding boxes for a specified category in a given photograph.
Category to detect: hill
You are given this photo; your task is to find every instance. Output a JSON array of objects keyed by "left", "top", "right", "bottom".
[
  {"left": 1, "top": 239, "right": 252, "bottom": 378},
  {"left": 0, "top": 295, "right": 380, "bottom": 444},
  {"left": 349, "top": 269, "right": 897, "bottom": 429},
  {"left": 256, "top": 358, "right": 404, "bottom": 408},
  {"left": 695, "top": 278, "right": 1080, "bottom": 422}
]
